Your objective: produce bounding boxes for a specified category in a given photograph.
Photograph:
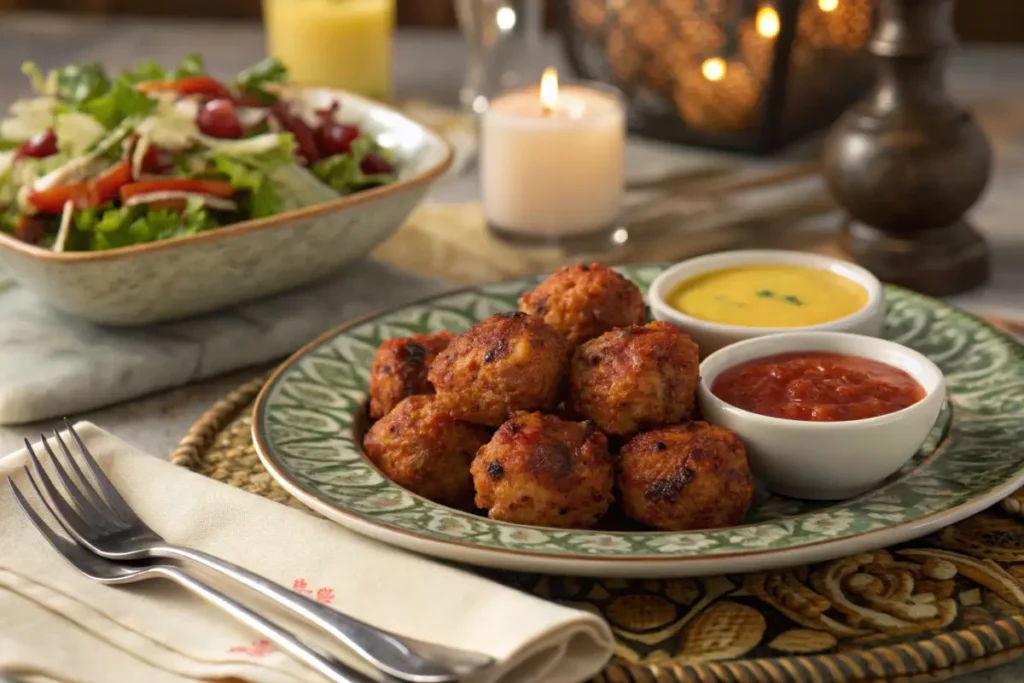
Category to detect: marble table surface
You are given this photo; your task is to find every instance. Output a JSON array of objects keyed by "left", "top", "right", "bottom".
[{"left": 1, "top": 13, "right": 1023, "bottom": 682}]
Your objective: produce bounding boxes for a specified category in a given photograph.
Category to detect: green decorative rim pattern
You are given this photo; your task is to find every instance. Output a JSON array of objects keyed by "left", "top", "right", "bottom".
[{"left": 253, "top": 265, "right": 1024, "bottom": 559}]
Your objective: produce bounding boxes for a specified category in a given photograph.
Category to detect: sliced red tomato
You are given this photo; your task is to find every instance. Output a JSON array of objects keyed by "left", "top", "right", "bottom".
[
  {"left": 120, "top": 179, "right": 236, "bottom": 201},
  {"left": 26, "top": 183, "right": 92, "bottom": 214},
  {"left": 137, "top": 75, "right": 230, "bottom": 99},
  {"left": 93, "top": 161, "right": 133, "bottom": 205},
  {"left": 26, "top": 161, "right": 133, "bottom": 214}
]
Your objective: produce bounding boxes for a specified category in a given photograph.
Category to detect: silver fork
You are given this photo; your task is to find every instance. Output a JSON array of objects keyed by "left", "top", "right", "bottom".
[
  {"left": 23, "top": 423, "right": 492, "bottom": 683},
  {"left": 9, "top": 474, "right": 375, "bottom": 683}
]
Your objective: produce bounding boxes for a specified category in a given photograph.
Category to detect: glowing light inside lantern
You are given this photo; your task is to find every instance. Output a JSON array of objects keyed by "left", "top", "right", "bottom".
[
  {"left": 496, "top": 7, "right": 517, "bottom": 31},
  {"left": 756, "top": 5, "right": 780, "bottom": 38},
  {"left": 819, "top": 0, "right": 838, "bottom": 11},
  {"left": 702, "top": 58, "right": 727, "bottom": 82},
  {"left": 540, "top": 67, "right": 559, "bottom": 112}
]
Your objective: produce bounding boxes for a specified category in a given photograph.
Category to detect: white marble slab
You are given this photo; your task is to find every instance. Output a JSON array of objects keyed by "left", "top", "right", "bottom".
[{"left": 0, "top": 260, "right": 448, "bottom": 424}]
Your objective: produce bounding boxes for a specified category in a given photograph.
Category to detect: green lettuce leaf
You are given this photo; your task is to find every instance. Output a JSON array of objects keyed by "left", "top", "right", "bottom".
[
  {"left": 199, "top": 132, "right": 296, "bottom": 216},
  {"left": 310, "top": 135, "right": 396, "bottom": 196},
  {"left": 234, "top": 57, "right": 288, "bottom": 104},
  {"left": 51, "top": 63, "right": 111, "bottom": 105},
  {"left": 96, "top": 54, "right": 205, "bottom": 88},
  {"left": 267, "top": 163, "right": 338, "bottom": 210},
  {"left": 172, "top": 54, "right": 206, "bottom": 79},
  {"left": 79, "top": 77, "right": 158, "bottom": 129},
  {"left": 210, "top": 155, "right": 283, "bottom": 219},
  {"left": 71, "top": 200, "right": 220, "bottom": 251},
  {"left": 122, "top": 61, "right": 168, "bottom": 85},
  {"left": 0, "top": 205, "right": 18, "bottom": 236}
]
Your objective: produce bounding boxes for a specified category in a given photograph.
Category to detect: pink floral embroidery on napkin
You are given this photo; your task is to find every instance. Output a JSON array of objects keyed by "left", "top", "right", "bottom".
[
  {"left": 229, "top": 639, "right": 273, "bottom": 657},
  {"left": 227, "top": 579, "right": 337, "bottom": 655},
  {"left": 293, "top": 578, "right": 336, "bottom": 605}
]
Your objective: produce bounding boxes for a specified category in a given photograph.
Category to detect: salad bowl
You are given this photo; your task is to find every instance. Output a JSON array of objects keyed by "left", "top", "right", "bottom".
[{"left": 0, "top": 85, "right": 452, "bottom": 326}]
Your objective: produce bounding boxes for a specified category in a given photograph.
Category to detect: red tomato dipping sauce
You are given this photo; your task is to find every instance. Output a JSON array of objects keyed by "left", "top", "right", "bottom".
[{"left": 711, "top": 351, "right": 927, "bottom": 422}]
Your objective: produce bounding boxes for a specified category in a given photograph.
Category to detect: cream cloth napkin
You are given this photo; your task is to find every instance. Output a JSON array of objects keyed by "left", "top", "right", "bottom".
[{"left": 0, "top": 423, "right": 614, "bottom": 683}]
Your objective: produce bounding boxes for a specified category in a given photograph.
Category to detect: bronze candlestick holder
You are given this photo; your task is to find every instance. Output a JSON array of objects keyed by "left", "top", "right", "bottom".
[{"left": 822, "top": 0, "right": 991, "bottom": 296}]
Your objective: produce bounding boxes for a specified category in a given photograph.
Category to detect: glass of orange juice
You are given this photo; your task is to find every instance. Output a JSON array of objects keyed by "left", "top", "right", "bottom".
[{"left": 262, "top": 0, "right": 395, "bottom": 102}]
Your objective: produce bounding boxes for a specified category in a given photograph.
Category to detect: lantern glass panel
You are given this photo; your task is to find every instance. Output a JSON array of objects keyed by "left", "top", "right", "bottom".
[{"left": 560, "top": 0, "right": 877, "bottom": 153}]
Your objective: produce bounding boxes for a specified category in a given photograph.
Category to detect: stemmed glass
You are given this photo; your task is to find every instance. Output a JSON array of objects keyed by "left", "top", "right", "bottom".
[{"left": 455, "top": 0, "right": 547, "bottom": 113}]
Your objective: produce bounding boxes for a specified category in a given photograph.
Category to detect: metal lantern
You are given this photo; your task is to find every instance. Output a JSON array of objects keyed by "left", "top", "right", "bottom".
[{"left": 559, "top": 0, "right": 877, "bottom": 153}]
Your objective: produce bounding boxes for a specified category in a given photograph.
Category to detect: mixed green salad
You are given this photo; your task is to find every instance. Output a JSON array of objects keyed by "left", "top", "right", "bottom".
[{"left": 0, "top": 56, "right": 398, "bottom": 251}]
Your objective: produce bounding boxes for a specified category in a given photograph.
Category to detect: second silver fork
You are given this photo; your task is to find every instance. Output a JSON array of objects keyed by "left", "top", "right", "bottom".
[{"left": 24, "top": 423, "right": 493, "bottom": 683}]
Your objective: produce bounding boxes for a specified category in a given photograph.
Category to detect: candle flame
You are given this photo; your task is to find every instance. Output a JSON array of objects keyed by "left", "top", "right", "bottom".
[
  {"left": 756, "top": 5, "right": 780, "bottom": 38},
  {"left": 819, "top": 0, "right": 838, "bottom": 11},
  {"left": 540, "top": 67, "right": 559, "bottom": 112},
  {"left": 701, "top": 58, "right": 727, "bottom": 82}
]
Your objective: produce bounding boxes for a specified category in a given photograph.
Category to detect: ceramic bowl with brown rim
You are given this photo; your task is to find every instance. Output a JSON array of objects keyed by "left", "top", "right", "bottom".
[{"left": 0, "top": 87, "right": 452, "bottom": 326}]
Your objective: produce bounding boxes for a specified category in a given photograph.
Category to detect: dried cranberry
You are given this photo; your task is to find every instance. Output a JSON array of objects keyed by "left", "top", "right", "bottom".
[
  {"left": 270, "top": 103, "right": 319, "bottom": 165},
  {"left": 13, "top": 215, "right": 47, "bottom": 245},
  {"left": 361, "top": 151, "right": 393, "bottom": 175},
  {"left": 315, "top": 101, "right": 341, "bottom": 124},
  {"left": 318, "top": 123, "right": 360, "bottom": 157},
  {"left": 197, "top": 98, "right": 244, "bottom": 139},
  {"left": 140, "top": 145, "right": 175, "bottom": 174},
  {"left": 15, "top": 128, "right": 58, "bottom": 161}
]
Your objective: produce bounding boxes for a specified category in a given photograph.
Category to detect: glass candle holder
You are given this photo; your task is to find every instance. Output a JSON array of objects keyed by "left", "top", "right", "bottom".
[
  {"left": 560, "top": 0, "right": 876, "bottom": 152},
  {"left": 481, "top": 70, "right": 627, "bottom": 244},
  {"left": 456, "top": 0, "right": 549, "bottom": 113},
  {"left": 263, "top": 0, "right": 395, "bottom": 102}
]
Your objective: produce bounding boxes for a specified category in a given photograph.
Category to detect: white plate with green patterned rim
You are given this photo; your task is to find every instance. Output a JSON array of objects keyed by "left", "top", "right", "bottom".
[{"left": 252, "top": 265, "right": 1024, "bottom": 578}]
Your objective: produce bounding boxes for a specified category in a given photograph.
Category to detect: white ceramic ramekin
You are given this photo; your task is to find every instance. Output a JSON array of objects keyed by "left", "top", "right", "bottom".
[
  {"left": 649, "top": 250, "right": 885, "bottom": 356},
  {"left": 698, "top": 331, "right": 946, "bottom": 500}
]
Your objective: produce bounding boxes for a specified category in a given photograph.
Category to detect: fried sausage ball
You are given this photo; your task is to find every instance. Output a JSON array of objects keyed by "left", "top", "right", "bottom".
[
  {"left": 517, "top": 263, "right": 647, "bottom": 347},
  {"left": 428, "top": 312, "right": 569, "bottom": 427},
  {"left": 471, "top": 412, "right": 614, "bottom": 528},
  {"left": 568, "top": 320, "right": 700, "bottom": 436},
  {"left": 362, "top": 395, "right": 491, "bottom": 509},
  {"left": 368, "top": 331, "right": 454, "bottom": 420},
  {"left": 618, "top": 423, "right": 754, "bottom": 531}
]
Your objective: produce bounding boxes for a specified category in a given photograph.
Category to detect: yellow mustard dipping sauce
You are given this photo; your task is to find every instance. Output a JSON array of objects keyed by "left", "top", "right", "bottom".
[{"left": 667, "top": 264, "right": 869, "bottom": 328}]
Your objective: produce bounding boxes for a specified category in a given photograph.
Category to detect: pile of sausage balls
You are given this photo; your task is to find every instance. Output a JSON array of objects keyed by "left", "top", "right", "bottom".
[{"left": 362, "top": 263, "right": 755, "bottom": 532}]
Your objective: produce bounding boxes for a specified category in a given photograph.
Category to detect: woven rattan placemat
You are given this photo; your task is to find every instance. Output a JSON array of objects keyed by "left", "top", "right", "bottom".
[{"left": 172, "top": 374, "right": 1024, "bottom": 683}]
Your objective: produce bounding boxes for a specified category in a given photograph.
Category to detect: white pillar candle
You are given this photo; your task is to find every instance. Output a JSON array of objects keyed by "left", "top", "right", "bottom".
[{"left": 481, "top": 69, "right": 626, "bottom": 239}]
